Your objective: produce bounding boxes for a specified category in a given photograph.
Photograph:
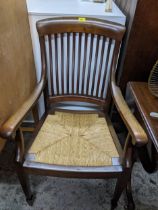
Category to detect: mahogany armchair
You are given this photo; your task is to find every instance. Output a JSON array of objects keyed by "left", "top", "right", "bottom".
[{"left": 0, "top": 17, "right": 148, "bottom": 210}]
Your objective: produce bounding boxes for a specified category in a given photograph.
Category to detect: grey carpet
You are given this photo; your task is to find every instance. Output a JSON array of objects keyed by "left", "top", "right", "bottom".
[{"left": 0, "top": 162, "right": 157, "bottom": 210}]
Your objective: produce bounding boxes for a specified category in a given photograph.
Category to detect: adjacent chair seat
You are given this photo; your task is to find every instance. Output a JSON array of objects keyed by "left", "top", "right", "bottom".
[{"left": 26, "top": 112, "right": 120, "bottom": 167}]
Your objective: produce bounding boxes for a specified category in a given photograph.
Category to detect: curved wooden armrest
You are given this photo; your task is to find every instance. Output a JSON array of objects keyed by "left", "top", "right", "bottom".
[
  {"left": 111, "top": 72, "right": 148, "bottom": 147},
  {"left": 0, "top": 35, "right": 47, "bottom": 140},
  {"left": 0, "top": 79, "right": 45, "bottom": 140}
]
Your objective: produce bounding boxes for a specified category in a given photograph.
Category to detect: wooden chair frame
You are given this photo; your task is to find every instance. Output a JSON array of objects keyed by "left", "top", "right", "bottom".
[{"left": 0, "top": 17, "right": 148, "bottom": 210}]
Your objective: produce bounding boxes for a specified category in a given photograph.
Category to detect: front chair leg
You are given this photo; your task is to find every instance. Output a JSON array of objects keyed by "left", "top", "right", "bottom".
[
  {"left": 16, "top": 165, "right": 35, "bottom": 206},
  {"left": 111, "top": 169, "right": 132, "bottom": 210},
  {"left": 15, "top": 128, "right": 35, "bottom": 205},
  {"left": 125, "top": 177, "right": 135, "bottom": 210}
]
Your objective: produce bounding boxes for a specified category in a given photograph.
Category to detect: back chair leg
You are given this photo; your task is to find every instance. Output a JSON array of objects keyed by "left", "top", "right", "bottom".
[
  {"left": 32, "top": 104, "right": 39, "bottom": 126},
  {"left": 16, "top": 166, "right": 35, "bottom": 206},
  {"left": 111, "top": 169, "right": 132, "bottom": 210}
]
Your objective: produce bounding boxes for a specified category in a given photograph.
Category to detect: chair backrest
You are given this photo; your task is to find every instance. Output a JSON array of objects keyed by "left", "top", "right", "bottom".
[{"left": 37, "top": 17, "right": 125, "bottom": 110}]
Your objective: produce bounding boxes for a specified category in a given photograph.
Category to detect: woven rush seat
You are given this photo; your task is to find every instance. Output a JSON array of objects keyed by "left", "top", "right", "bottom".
[{"left": 28, "top": 112, "right": 119, "bottom": 167}]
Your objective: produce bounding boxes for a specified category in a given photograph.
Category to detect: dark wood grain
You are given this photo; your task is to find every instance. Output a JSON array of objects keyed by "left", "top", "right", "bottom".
[
  {"left": 118, "top": 0, "right": 158, "bottom": 91},
  {"left": 37, "top": 17, "right": 125, "bottom": 41},
  {"left": 128, "top": 82, "right": 158, "bottom": 151},
  {"left": 114, "top": 0, "right": 138, "bottom": 87}
]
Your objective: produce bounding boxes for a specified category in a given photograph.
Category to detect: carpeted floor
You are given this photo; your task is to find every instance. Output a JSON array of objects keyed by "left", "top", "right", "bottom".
[{"left": 0, "top": 143, "right": 157, "bottom": 210}]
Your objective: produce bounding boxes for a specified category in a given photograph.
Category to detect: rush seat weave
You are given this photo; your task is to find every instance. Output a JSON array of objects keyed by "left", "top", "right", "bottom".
[{"left": 28, "top": 112, "right": 119, "bottom": 166}]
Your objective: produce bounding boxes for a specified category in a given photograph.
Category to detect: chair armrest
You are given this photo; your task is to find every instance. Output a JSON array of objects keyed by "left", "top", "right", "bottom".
[
  {"left": 111, "top": 73, "right": 148, "bottom": 147},
  {"left": 0, "top": 79, "right": 45, "bottom": 139},
  {"left": 0, "top": 35, "right": 47, "bottom": 140}
]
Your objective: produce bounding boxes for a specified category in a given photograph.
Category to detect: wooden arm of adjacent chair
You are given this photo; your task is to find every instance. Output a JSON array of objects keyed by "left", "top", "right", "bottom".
[
  {"left": 0, "top": 79, "right": 45, "bottom": 140},
  {"left": 111, "top": 73, "right": 148, "bottom": 147}
]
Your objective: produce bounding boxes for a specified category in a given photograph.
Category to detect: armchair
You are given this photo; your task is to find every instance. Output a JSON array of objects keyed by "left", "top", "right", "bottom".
[{"left": 0, "top": 17, "right": 147, "bottom": 210}]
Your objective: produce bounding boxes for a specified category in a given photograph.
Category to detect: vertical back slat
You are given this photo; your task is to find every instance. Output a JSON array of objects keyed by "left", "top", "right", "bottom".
[
  {"left": 103, "top": 40, "right": 116, "bottom": 98},
  {"left": 61, "top": 33, "right": 64, "bottom": 94},
  {"left": 66, "top": 33, "right": 70, "bottom": 94},
  {"left": 54, "top": 34, "right": 59, "bottom": 95},
  {"left": 96, "top": 37, "right": 106, "bottom": 96},
  {"left": 81, "top": 34, "right": 88, "bottom": 95},
  {"left": 72, "top": 33, "right": 76, "bottom": 95},
  {"left": 86, "top": 34, "right": 94, "bottom": 95},
  {"left": 44, "top": 36, "right": 51, "bottom": 95},
  {"left": 91, "top": 35, "right": 100, "bottom": 96},
  {"left": 76, "top": 33, "right": 82, "bottom": 95},
  {"left": 100, "top": 39, "right": 112, "bottom": 98},
  {"left": 48, "top": 35, "right": 54, "bottom": 96}
]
